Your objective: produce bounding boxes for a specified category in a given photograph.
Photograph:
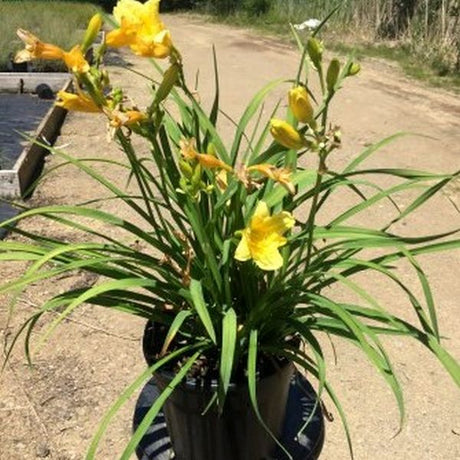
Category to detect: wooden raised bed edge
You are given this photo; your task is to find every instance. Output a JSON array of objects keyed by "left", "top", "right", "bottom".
[{"left": 0, "top": 78, "right": 71, "bottom": 199}]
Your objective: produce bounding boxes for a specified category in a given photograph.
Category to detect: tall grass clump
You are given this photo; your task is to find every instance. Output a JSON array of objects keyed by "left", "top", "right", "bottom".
[
  {"left": 199, "top": 0, "right": 460, "bottom": 84},
  {"left": 0, "top": 1, "right": 100, "bottom": 71}
]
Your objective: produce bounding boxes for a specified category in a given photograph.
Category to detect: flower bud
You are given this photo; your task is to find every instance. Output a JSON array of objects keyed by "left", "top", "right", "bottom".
[
  {"left": 154, "top": 62, "right": 180, "bottom": 106},
  {"left": 270, "top": 119, "right": 306, "bottom": 150},
  {"left": 101, "top": 70, "right": 110, "bottom": 87},
  {"left": 288, "top": 86, "right": 314, "bottom": 124},
  {"left": 81, "top": 13, "right": 103, "bottom": 53},
  {"left": 191, "top": 163, "right": 202, "bottom": 187},
  {"left": 326, "top": 58, "right": 340, "bottom": 93},
  {"left": 347, "top": 62, "right": 361, "bottom": 76},
  {"left": 307, "top": 38, "right": 323, "bottom": 69},
  {"left": 179, "top": 160, "right": 194, "bottom": 179}
]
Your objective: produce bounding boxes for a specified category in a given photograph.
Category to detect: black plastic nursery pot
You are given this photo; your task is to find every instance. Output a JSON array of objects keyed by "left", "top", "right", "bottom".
[
  {"left": 154, "top": 360, "right": 294, "bottom": 460},
  {"left": 142, "top": 321, "right": 297, "bottom": 460}
]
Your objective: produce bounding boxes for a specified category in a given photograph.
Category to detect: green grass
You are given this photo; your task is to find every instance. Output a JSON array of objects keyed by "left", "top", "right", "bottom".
[
  {"left": 0, "top": 1, "right": 100, "bottom": 72},
  {"left": 195, "top": 1, "right": 460, "bottom": 93},
  {"left": 329, "top": 41, "right": 460, "bottom": 92}
]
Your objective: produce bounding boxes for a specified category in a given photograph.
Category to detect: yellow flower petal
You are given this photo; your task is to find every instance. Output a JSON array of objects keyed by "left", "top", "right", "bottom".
[
  {"left": 253, "top": 201, "right": 270, "bottom": 219},
  {"left": 216, "top": 169, "right": 229, "bottom": 191},
  {"left": 195, "top": 153, "right": 232, "bottom": 171},
  {"left": 247, "top": 164, "right": 295, "bottom": 194},
  {"left": 179, "top": 138, "right": 198, "bottom": 160},
  {"left": 131, "top": 29, "right": 173, "bottom": 58},
  {"left": 235, "top": 231, "right": 251, "bottom": 262},
  {"left": 56, "top": 91, "right": 101, "bottom": 113},
  {"left": 15, "top": 29, "right": 64, "bottom": 62},
  {"left": 107, "top": 0, "right": 173, "bottom": 58},
  {"left": 63, "top": 45, "right": 90, "bottom": 73},
  {"left": 251, "top": 239, "right": 285, "bottom": 271},
  {"left": 106, "top": 18, "right": 137, "bottom": 47},
  {"left": 109, "top": 109, "right": 147, "bottom": 127},
  {"left": 234, "top": 201, "right": 295, "bottom": 271}
]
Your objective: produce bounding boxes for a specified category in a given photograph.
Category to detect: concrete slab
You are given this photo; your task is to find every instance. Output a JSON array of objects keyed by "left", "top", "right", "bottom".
[{"left": 0, "top": 72, "right": 70, "bottom": 93}]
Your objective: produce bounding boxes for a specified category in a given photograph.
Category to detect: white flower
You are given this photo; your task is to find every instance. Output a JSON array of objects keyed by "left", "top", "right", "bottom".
[{"left": 293, "top": 19, "right": 322, "bottom": 31}]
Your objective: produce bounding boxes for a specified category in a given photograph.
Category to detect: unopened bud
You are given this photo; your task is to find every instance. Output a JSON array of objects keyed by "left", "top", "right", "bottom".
[
  {"left": 179, "top": 177, "right": 188, "bottom": 193},
  {"left": 179, "top": 160, "right": 194, "bottom": 179},
  {"left": 270, "top": 119, "right": 307, "bottom": 150},
  {"left": 307, "top": 38, "right": 323, "bottom": 69},
  {"left": 154, "top": 63, "right": 180, "bottom": 106},
  {"left": 111, "top": 87, "right": 124, "bottom": 106},
  {"left": 347, "top": 62, "right": 361, "bottom": 76},
  {"left": 288, "top": 86, "right": 314, "bottom": 124},
  {"left": 81, "top": 14, "right": 102, "bottom": 53},
  {"left": 333, "top": 129, "right": 342, "bottom": 145},
  {"left": 101, "top": 70, "right": 110, "bottom": 87},
  {"left": 191, "top": 163, "right": 202, "bottom": 187},
  {"left": 326, "top": 58, "right": 340, "bottom": 93}
]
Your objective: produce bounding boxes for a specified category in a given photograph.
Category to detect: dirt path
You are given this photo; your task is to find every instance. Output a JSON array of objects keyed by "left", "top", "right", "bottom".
[{"left": 1, "top": 14, "right": 459, "bottom": 460}]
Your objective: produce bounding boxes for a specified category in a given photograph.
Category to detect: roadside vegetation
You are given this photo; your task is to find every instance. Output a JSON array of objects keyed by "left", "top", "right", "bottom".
[
  {"left": 0, "top": 1, "right": 100, "bottom": 71},
  {"left": 1, "top": 0, "right": 458, "bottom": 90},
  {"left": 193, "top": 0, "right": 460, "bottom": 90}
]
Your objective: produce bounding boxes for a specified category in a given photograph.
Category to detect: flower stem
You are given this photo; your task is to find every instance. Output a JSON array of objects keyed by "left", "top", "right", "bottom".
[{"left": 304, "top": 152, "right": 326, "bottom": 271}]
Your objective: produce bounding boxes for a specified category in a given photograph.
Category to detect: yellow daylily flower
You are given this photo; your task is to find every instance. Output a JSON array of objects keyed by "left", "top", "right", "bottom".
[
  {"left": 270, "top": 119, "right": 306, "bottom": 150},
  {"left": 106, "top": 0, "right": 173, "bottom": 58},
  {"left": 288, "top": 86, "right": 314, "bottom": 124},
  {"left": 15, "top": 29, "right": 64, "bottom": 63},
  {"left": 179, "top": 138, "right": 232, "bottom": 172},
  {"left": 109, "top": 109, "right": 147, "bottom": 128},
  {"left": 247, "top": 164, "right": 295, "bottom": 195},
  {"left": 195, "top": 153, "right": 232, "bottom": 172},
  {"left": 63, "top": 45, "right": 90, "bottom": 73},
  {"left": 15, "top": 29, "right": 90, "bottom": 74},
  {"left": 105, "top": 17, "right": 137, "bottom": 47},
  {"left": 235, "top": 201, "right": 295, "bottom": 271},
  {"left": 132, "top": 29, "right": 173, "bottom": 59},
  {"left": 56, "top": 91, "right": 102, "bottom": 113},
  {"left": 179, "top": 138, "right": 198, "bottom": 161}
]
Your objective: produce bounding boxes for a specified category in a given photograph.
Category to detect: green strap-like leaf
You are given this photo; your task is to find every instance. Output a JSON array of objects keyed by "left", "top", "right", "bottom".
[
  {"left": 36, "top": 278, "right": 160, "bottom": 352},
  {"left": 218, "top": 308, "right": 237, "bottom": 411},
  {"left": 120, "top": 350, "right": 202, "bottom": 460},
  {"left": 427, "top": 336, "right": 460, "bottom": 387},
  {"left": 230, "top": 78, "right": 285, "bottom": 164},
  {"left": 161, "top": 310, "right": 193, "bottom": 356},
  {"left": 190, "top": 279, "right": 217, "bottom": 344},
  {"left": 86, "top": 343, "right": 205, "bottom": 459},
  {"left": 343, "top": 132, "right": 408, "bottom": 173}
]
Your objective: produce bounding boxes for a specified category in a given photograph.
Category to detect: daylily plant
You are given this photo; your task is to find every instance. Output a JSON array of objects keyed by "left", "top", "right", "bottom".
[{"left": 3, "top": 1, "right": 459, "bottom": 459}]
